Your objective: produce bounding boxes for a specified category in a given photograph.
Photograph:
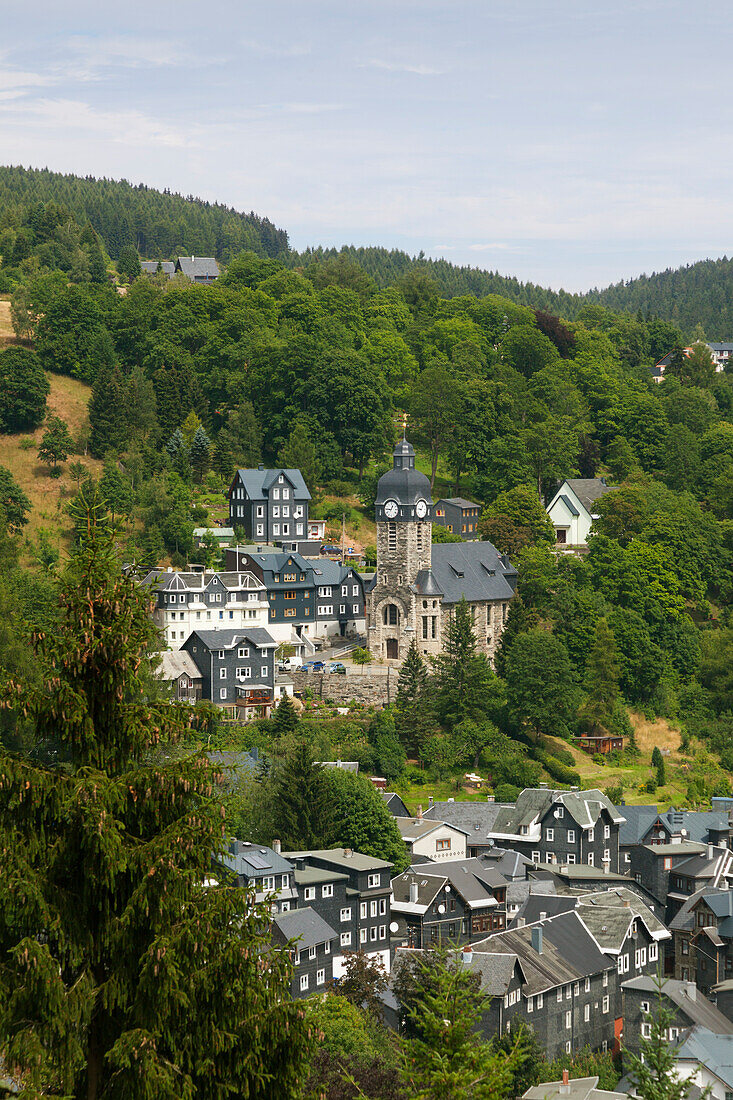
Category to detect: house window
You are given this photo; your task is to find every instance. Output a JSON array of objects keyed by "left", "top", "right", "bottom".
[
  {"left": 584, "top": 977, "right": 590, "bottom": 992},
  {"left": 219, "top": 688, "right": 227, "bottom": 700},
  {"left": 220, "top": 668, "right": 227, "bottom": 679},
  {"left": 565, "top": 985, "right": 571, "bottom": 1000},
  {"left": 370, "top": 926, "right": 377, "bottom": 942},
  {"left": 322, "top": 884, "right": 333, "bottom": 898},
  {"left": 587, "top": 853, "right": 594, "bottom": 866},
  {"left": 281, "top": 875, "right": 289, "bottom": 889},
  {"left": 527, "top": 996, "right": 534, "bottom": 1013},
  {"left": 340, "top": 908, "right": 351, "bottom": 922},
  {"left": 317, "top": 968, "right": 325, "bottom": 986},
  {"left": 360, "top": 902, "right": 367, "bottom": 919},
  {"left": 256, "top": 524, "right": 264, "bottom": 536},
  {"left": 308, "top": 945, "right": 316, "bottom": 960},
  {"left": 340, "top": 604, "right": 346, "bottom": 614},
  {"left": 532, "top": 851, "right": 541, "bottom": 863},
  {"left": 257, "top": 506, "right": 264, "bottom": 517},
  {"left": 380, "top": 925, "right": 386, "bottom": 940},
  {"left": 649, "top": 943, "right": 658, "bottom": 961},
  {"left": 370, "top": 900, "right": 378, "bottom": 918},
  {"left": 368, "top": 874, "right": 381, "bottom": 888},
  {"left": 568, "top": 830, "right": 575, "bottom": 843},
  {"left": 641, "top": 1023, "right": 651, "bottom": 1039},
  {"left": 340, "top": 932, "right": 351, "bottom": 947},
  {"left": 565, "top": 1041, "right": 572, "bottom": 1054},
  {"left": 261, "top": 666, "right": 268, "bottom": 677},
  {"left": 603, "top": 971, "right": 608, "bottom": 987},
  {"left": 325, "top": 941, "right": 331, "bottom": 954},
  {"left": 273, "top": 525, "right": 280, "bottom": 536},
  {"left": 238, "top": 647, "right": 249, "bottom": 658},
  {"left": 588, "top": 828, "right": 594, "bottom": 842},
  {"left": 379, "top": 898, "right": 387, "bottom": 915},
  {"left": 300, "top": 974, "right": 309, "bottom": 992},
  {"left": 584, "top": 1004, "right": 590, "bottom": 1022},
  {"left": 360, "top": 928, "right": 367, "bottom": 944},
  {"left": 574, "top": 982, "right": 580, "bottom": 997},
  {"left": 641, "top": 1001, "right": 650, "bottom": 1014},
  {"left": 565, "top": 1011, "right": 571, "bottom": 1029},
  {"left": 218, "top": 650, "right": 225, "bottom": 659},
  {"left": 557, "top": 988, "right": 563, "bottom": 1003},
  {"left": 436, "top": 839, "right": 451, "bottom": 852},
  {"left": 536, "top": 993, "right": 543, "bottom": 1008},
  {"left": 352, "top": 585, "right": 359, "bottom": 596},
  {"left": 545, "top": 828, "right": 554, "bottom": 842},
  {"left": 604, "top": 825, "right": 610, "bottom": 839},
  {"left": 304, "top": 887, "right": 315, "bottom": 901}
]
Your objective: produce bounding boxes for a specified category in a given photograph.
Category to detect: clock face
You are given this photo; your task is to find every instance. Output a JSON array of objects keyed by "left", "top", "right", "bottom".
[
  {"left": 415, "top": 498, "right": 428, "bottom": 519},
  {"left": 384, "top": 500, "right": 399, "bottom": 519}
]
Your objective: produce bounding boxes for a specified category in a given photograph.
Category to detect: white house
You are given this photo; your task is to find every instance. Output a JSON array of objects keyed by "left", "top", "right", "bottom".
[
  {"left": 545, "top": 478, "right": 616, "bottom": 548},
  {"left": 397, "top": 818, "right": 469, "bottom": 862},
  {"left": 671, "top": 1027, "right": 733, "bottom": 1100},
  {"left": 144, "top": 568, "right": 271, "bottom": 650}
]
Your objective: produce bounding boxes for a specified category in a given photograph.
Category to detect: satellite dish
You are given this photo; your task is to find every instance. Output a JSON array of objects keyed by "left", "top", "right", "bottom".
[
  {"left": 390, "top": 921, "right": 399, "bottom": 933},
  {"left": 438, "top": 903, "right": 446, "bottom": 914},
  {"left": 445, "top": 885, "right": 451, "bottom": 893}
]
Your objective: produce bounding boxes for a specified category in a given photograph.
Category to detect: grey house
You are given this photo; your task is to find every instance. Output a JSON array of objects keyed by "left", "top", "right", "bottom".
[
  {"left": 672, "top": 887, "right": 733, "bottom": 992},
  {"left": 182, "top": 627, "right": 278, "bottom": 715},
  {"left": 285, "top": 848, "right": 393, "bottom": 977},
  {"left": 271, "top": 907, "right": 339, "bottom": 999},
  {"left": 433, "top": 497, "right": 481, "bottom": 540},
  {"left": 155, "top": 649, "right": 202, "bottom": 701},
  {"left": 227, "top": 467, "right": 311, "bottom": 546},
  {"left": 622, "top": 975, "right": 733, "bottom": 1058},
  {"left": 487, "top": 787, "right": 626, "bottom": 872},
  {"left": 391, "top": 857, "right": 508, "bottom": 948},
  {"left": 175, "top": 255, "right": 220, "bottom": 283},
  {"left": 217, "top": 840, "right": 297, "bottom": 915},
  {"left": 140, "top": 260, "right": 175, "bottom": 276}
]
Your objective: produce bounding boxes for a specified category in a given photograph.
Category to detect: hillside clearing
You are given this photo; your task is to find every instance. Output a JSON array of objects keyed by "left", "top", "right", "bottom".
[
  {"left": 0, "top": 372, "right": 102, "bottom": 550},
  {"left": 0, "top": 297, "right": 16, "bottom": 348}
]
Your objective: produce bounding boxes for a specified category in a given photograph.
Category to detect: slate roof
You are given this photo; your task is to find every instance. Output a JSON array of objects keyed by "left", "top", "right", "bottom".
[
  {"left": 436, "top": 497, "right": 481, "bottom": 510},
  {"left": 464, "top": 951, "right": 519, "bottom": 996},
  {"left": 423, "top": 799, "right": 508, "bottom": 837},
  {"left": 574, "top": 888, "right": 670, "bottom": 951},
  {"left": 523, "top": 1077, "right": 626, "bottom": 1100},
  {"left": 512, "top": 894, "right": 578, "bottom": 926},
  {"left": 490, "top": 788, "right": 625, "bottom": 840},
  {"left": 674, "top": 1027, "right": 733, "bottom": 1090},
  {"left": 272, "top": 906, "right": 338, "bottom": 950},
  {"left": 284, "top": 848, "right": 393, "bottom": 872},
  {"left": 413, "top": 569, "right": 444, "bottom": 597},
  {"left": 671, "top": 848, "right": 732, "bottom": 882},
  {"left": 669, "top": 887, "right": 717, "bottom": 933},
  {"left": 293, "top": 866, "right": 349, "bottom": 886},
  {"left": 564, "top": 478, "right": 615, "bottom": 513},
  {"left": 141, "top": 568, "right": 264, "bottom": 593},
  {"left": 176, "top": 256, "right": 220, "bottom": 279},
  {"left": 472, "top": 910, "right": 612, "bottom": 995},
  {"left": 303, "top": 558, "right": 359, "bottom": 585},
  {"left": 427, "top": 541, "right": 517, "bottom": 605},
  {"left": 558, "top": 494, "right": 580, "bottom": 516},
  {"left": 375, "top": 439, "right": 432, "bottom": 507},
  {"left": 622, "top": 976, "right": 733, "bottom": 1034},
  {"left": 620, "top": 805, "right": 732, "bottom": 846},
  {"left": 140, "top": 260, "right": 175, "bottom": 275},
  {"left": 187, "top": 628, "right": 278, "bottom": 650},
  {"left": 157, "top": 650, "right": 201, "bottom": 681},
  {"left": 392, "top": 858, "right": 506, "bottom": 912},
  {"left": 382, "top": 792, "right": 410, "bottom": 817},
  {"left": 220, "top": 840, "right": 293, "bottom": 878},
  {"left": 397, "top": 818, "right": 470, "bottom": 843},
  {"left": 233, "top": 467, "right": 311, "bottom": 501}
]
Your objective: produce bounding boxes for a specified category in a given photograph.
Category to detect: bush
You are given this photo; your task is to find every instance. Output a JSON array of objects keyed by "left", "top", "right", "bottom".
[
  {"left": 325, "top": 479, "right": 353, "bottom": 496},
  {"left": 494, "top": 782, "right": 520, "bottom": 802},
  {"left": 191, "top": 504, "right": 208, "bottom": 523}
]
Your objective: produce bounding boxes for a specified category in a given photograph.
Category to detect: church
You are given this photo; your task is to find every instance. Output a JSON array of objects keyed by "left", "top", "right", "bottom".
[{"left": 365, "top": 437, "right": 518, "bottom": 663}]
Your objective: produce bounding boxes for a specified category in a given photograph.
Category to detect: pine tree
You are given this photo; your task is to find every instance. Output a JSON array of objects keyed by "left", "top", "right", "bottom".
[
  {"left": 394, "top": 639, "right": 433, "bottom": 759},
  {"left": 270, "top": 738, "right": 333, "bottom": 850},
  {"left": 38, "top": 414, "right": 74, "bottom": 470},
  {"left": 626, "top": 983, "right": 699, "bottom": 1100},
  {"left": 431, "top": 598, "right": 504, "bottom": 730},
  {"left": 651, "top": 745, "right": 666, "bottom": 786},
  {"left": 212, "top": 431, "right": 235, "bottom": 482},
  {"left": 272, "top": 694, "right": 299, "bottom": 734},
  {"left": 0, "top": 486, "right": 312, "bottom": 1098},
  {"left": 88, "top": 363, "right": 129, "bottom": 458},
  {"left": 581, "top": 617, "right": 620, "bottom": 732},
  {"left": 189, "top": 425, "right": 211, "bottom": 482},
  {"left": 278, "top": 421, "right": 321, "bottom": 494}
]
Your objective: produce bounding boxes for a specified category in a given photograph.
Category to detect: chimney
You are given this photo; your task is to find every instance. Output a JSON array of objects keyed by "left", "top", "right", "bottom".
[
  {"left": 428, "top": 796, "right": 434, "bottom": 807},
  {"left": 684, "top": 981, "right": 697, "bottom": 1002},
  {"left": 417, "top": 805, "right": 423, "bottom": 821},
  {"left": 531, "top": 926, "right": 543, "bottom": 954},
  {"left": 409, "top": 881, "right": 419, "bottom": 905},
  {"left": 344, "top": 848, "right": 353, "bottom": 858},
  {"left": 516, "top": 917, "right": 525, "bottom": 928},
  {"left": 540, "top": 911, "right": 547, "bottom": 920},
  {"left": 560, "top": 1069, "right": 570, "bottom": 1094},
  {"left": 273, "top": 839, "right": 281, "bottom": 854},
  {"left": 462, "top": 944, "right": 473, "bottom": 966},
  {"left": 623, "top": 899, "right": 631, "bottom": 908},
  {"left": 258, "top": 463, "right": 264, "bottom": 471},
  {"left": 604, "top": 862, "right": 610, "bottom": 874},
  {"left": 708, "top": 843, "right": 715, "bottom": 861}
]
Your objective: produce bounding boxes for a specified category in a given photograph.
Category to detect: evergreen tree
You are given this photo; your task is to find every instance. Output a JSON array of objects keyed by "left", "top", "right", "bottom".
[
  {"left": 431, "top": 598, "right": 504, "bottom": 729},
  {"left": 117, "top": 244, "right": 141, "bottom": 282},
  {"left": 99, "top": 458, "right": 134, "bottom": 523},
  {"left": 278, "top": 421, "right": 321, "bottom": 494},
  {"left": 581, "top": 618, "right": 620, "bottom": 731},
  {"left": 270, "top": 738, "right": 333, "bottom": 850},
  {"left": 38, "top": 415, "right": 74, "bottom": 470},
  {"left": 140, "top": 523, "right": 165, "bottom": 570},
  {"left": 651, "top": 746, "right": 666, "bottom": 786},
  {"left": 189, "top": 425, "right": 211, "bottom": 482},
  {"left": 0, "top": 465, "right": 31, "bottom": 532},
  {"left": 626, "top": 985, "right": 700, "bottom": 1100},
  {"left": 88, "top": 363, "right": 129, "bottom": 458},
  {"left": 272, "top": 694, "right": 299, "bottom": 734},
  {"left": 394, "top": 639, "right": 434, "bottom": 759},
  {"left": 227, "top": 401, "right": 262, "bottom": 467},
  {"left": 212, "top": 431, "right": 235, "bottom": 482},
  {"left": 0, "top": 487, "right": 311, "bottom": 1098}
]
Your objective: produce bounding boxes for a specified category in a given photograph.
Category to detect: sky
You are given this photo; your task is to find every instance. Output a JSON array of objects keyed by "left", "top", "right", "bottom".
[{"left": 1, "top": 0, "right": 732, "bottom": 291}]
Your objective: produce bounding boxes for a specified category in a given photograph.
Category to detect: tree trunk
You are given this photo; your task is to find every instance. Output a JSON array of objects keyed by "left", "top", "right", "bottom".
[
  {"left": 85, "top": 1020, "right": 104, "bottom": 1100},
  {"left": 430, "top": 441, "right": 439, "bottom": 490}
]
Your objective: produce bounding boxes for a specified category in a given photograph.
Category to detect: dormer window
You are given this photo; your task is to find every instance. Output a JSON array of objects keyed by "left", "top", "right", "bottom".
[{"left": 279, "top": 475, "right": 284, "bottom": 483}]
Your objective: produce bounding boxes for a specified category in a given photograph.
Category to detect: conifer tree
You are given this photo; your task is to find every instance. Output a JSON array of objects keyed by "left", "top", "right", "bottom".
[
  {"left": 212, "top": 431, "right": 235, "bottom": 482},
  {"left": 189, "top": 425, "right": 211, "bottom": 482},
  {"left": 88, "top": 363, "right": 129, "bottom": 458},
  {"left": 394, "top": 639, "right": 433, "bottom": 759},
  {"left": 431, "top": 598, "right": 504, "bottom": 729},
  {"left": 272, "top": 694, "right": 300, "bottom": 735},
  {"left": 270, "top": 738, "right": 333, "bottom": 850},
  {"left": 651, "top": 745, "right": 666, "bottom": 786},
  {"left": 581, "top": 617, "right": 620, "bottom": 731},
  {"left": 0, "top": 486, "right": 311, "bottom": 1099}
]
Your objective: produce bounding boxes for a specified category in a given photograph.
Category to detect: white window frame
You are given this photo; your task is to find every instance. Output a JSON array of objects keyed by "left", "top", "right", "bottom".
[
  {"left": 300, "top": 974, "right": 308, "bottom": 992},
  {"left": 340, "top": 907, "right": 351, "bottom": 922},
  {"left": 340, "top": 932, "right": 351, "bottom": 948},
  {"left": 322, "top": 884, "right": 333, "bottom": 898},
  {"left": 368, "top": 874, "right": 381, "bottom": 888},
  {"left": 317, "top": 968, "right": 325, "bottom": 986},
  {"left": 360, "top": 902, "right": 367, "bottom": 919}
]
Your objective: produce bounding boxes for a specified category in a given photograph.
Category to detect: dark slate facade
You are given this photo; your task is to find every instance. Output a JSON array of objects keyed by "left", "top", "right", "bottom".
[
  {"left": 226, "top": 549, "right": 365, "bottom": 640},
  {"left": 391, "top": 858, "right": 507, "bottom": 948},
  {"left": 433, "top": 497, "right": 481, "bottom": 540},
  {"left": 625, "top": 841, "right": 708, "bottom": 914},
  {"left": 182, "top": 627, "right": 278, "bottom": 710},
  {"left": 672, "top": 889, "right": 733, "bottom": 993},
  {"left": 488, "top": 788, "right": 626, "bottom": 873},
  {"left": 622, "top": 976, "right": 733, "bottom": 1057},
  {"left": 286, "top": 849, "right": 393, "bottom": 976},
  {"left": 228, "top": 467, "right": 311, "bottom": 545},
  {"left": 271, "top": 907, "right": 339, "bottom": 999},
  {"left": 217, "top": 840, "right": 298, "bottom": 914}
]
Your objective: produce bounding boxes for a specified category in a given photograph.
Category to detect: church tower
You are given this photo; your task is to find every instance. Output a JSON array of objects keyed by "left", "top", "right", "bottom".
[{"left": 367, "top": 436, "right": 439, "bottom": 661}]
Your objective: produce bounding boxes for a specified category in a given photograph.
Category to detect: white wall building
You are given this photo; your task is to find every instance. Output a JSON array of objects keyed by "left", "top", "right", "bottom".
[{"left": 545, "top": 478, "right": 616, "bottom": 548}]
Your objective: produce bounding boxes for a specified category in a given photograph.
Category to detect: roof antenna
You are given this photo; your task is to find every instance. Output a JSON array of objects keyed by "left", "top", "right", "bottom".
[{"left": 402, "top": 412, "right": 408, "bottom": 442}]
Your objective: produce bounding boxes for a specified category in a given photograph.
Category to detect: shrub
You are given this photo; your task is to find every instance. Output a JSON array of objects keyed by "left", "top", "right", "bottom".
[{"left": 494, "top": 782, "right": 520, "bottom": 802}]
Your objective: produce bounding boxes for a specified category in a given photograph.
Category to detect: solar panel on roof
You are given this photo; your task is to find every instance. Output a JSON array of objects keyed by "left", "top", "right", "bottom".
[{"left": 247, "top": 853, "right": 272, "bottom": 869}]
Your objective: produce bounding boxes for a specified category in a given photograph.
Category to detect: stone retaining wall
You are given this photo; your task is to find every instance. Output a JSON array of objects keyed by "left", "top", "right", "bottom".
[{"left": 290, "top": 670, "right": 393, "bottom": 707}]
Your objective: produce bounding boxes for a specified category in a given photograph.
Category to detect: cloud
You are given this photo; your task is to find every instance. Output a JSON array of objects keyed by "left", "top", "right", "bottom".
[
  {"left": 55, "top": 35, "right": 225, "bottom": 80},
  {"left": 0, "top": 97, "right": 195, "bottom": 149}
]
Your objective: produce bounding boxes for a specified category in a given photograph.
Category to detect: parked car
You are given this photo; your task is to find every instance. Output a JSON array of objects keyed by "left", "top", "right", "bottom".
[
  {"left": 304, "top": 660, "right": 325, "bottom": 672},
  {"left": 329, "top": 662, "right": 347, "bottom": 674}
]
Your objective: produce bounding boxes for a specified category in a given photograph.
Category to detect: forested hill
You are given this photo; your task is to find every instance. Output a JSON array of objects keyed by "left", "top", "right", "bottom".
[
  {"left": 0, "top": 165, "right": 288, "bottom": 260},
  {"left": 291, "top": 245, "right": 733, "bottom": 339}
]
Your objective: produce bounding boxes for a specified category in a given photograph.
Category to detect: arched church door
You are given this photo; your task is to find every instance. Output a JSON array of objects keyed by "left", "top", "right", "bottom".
[{"left": 386, "top": 638, "right": 399, "bottom": 659}]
